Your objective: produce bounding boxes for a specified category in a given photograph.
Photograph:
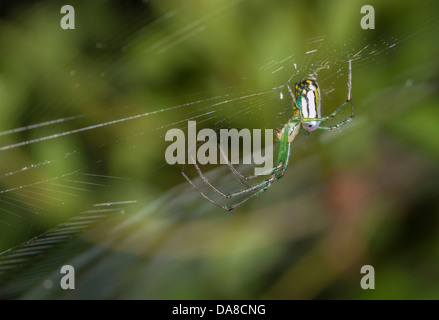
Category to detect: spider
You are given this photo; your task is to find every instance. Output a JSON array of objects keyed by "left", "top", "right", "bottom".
[{"left": 182, "top": 60, "right": 355, "bottom": 211}]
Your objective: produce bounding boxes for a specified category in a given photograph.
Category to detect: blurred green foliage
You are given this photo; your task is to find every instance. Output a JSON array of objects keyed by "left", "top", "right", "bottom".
[{"left": 0, "top": 0, "right": 439, "bottom": 299}]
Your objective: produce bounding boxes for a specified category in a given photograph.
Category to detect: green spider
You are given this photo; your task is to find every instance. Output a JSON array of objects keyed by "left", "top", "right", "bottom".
[{"left": 183, "top": 60, "right": 355, "bottom": 211}]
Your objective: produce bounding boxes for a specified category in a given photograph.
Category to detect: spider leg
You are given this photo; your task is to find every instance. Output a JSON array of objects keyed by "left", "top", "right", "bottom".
[
  {"left": 183, "top": 147, "right": 283, "bottom": 196},
  {"left": 221, "top": 179, "right": 275, "bottom": 211},
  {"left": 197, "top": 136, "right": 291, "bottom": 200},
  {"left": 182, "top": 120, "right": 293, "bottom": 211},
  {"left": 217, "top": 140, "right": 291, "bottom": 202},
  {"left": 241, "top": 163, "right": 283, "bottom": 180},
  {"left": 285, "top": 84, "right": 302, "bottom": 118},
  {"left": 190, "top": 159, "right": 230, "bottom": 198},
  {"left": 308, "top": 98, "right": 354, "bottom": 130},
  {"left": 223, "top": 141, "right": 291, "bottom": 209},
  {"left": 274, "top": 138, "right": 291, "bottom": 180},
  {"left": 224, "top": 167, "right": 280, "bottom": 198}
]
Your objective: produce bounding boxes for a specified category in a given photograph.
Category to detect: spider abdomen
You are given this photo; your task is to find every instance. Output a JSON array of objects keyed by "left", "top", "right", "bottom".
[{"left": 295, "top": 79, "right": 321, "bottom": 131}]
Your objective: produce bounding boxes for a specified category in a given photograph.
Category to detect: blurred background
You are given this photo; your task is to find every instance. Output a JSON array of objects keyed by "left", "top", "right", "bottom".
[{"left": 0, "top": 0, "right": 439, "bottom": 299}]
